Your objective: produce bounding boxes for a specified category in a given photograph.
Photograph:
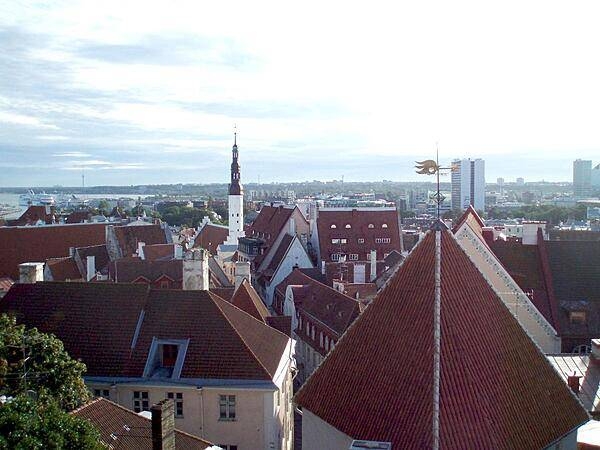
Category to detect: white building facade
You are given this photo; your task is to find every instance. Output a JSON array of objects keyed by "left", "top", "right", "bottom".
[{"left": 451, "top": 158, "right": 485, "bottom": 212}]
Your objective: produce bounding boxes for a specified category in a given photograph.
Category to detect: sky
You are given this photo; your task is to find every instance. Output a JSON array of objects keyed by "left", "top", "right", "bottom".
[{"left": 1, "top": 0, "right": 600, "bottom": 187}]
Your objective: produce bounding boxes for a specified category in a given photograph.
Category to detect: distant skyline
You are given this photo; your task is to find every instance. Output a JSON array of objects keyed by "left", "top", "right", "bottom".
[{"left": 1, "top": 1, "right": 600, "bottom": 187}]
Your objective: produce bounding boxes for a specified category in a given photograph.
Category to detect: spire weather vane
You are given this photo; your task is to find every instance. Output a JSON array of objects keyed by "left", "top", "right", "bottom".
[{"left": 415, "top": 145, "right": 457, "bottom": 219}]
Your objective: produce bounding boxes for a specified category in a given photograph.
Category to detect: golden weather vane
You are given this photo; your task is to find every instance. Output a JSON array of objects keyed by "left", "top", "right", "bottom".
[{"left": 414, "top": 145, "right": 457, "bottom": 219}]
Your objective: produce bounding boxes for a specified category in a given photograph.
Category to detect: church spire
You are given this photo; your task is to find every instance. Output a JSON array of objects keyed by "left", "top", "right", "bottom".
[{"left": 229, "top": 129, "right": 242, "bottom": 196}]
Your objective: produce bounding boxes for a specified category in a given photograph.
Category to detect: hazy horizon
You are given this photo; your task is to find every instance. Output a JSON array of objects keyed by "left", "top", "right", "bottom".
[{"left": 2, "top": 1, "right": 599, "bottom": 187}]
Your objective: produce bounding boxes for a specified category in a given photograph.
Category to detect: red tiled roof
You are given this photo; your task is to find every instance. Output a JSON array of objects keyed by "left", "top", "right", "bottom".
[
  {"left": 7, "top": 206, "right": 55, "bottom": 226},
  {"left": 46, "top": 257, "right": 82, "bottom": 281},
  {"left": 261, "top": 234, "right": 294, "bottom": 276},
  {"left": 110, "top": 259, "right": 182, "bottom": 283},
  {"left": 143, "top": 243, "right": 175, "bottom": 261},
  {"left": 1, "top": 282, "right": 150, "bottom": 376},
  {"left": 316, "top": 208, "right": 401, "bottom": 262},
  {"left": 193, "top": 223, "right": 228, "bottom": 255},
  {"left": 295, "top": 228, "right": 588, "bottom": 448},
  {"left": 75, "top": 244, "right": 110, "bottom": 277},
  {"left": 276, "top": 269, "right": 360, "bottom": 336},
  {"left": 248, "top": 206, "right": 297, "bottom": 267},
  {"left": 114, "top": 224, "right": 168, "bottom": 257},
  {"left": 65, "top": 210, "right": 92, "bottom": 224},
  {"left": 72, "top": 398, "right": 212, "bottom": 449},
  {"left": 210, "top": 286, "right": 235, "bottom": 301},
  {"left": 125, "top": 289, "right": 288, "bottom": 380},
  {"left": 230, "top": 279, "right": 270, "bottom": 322},
  {"left": 1, "top": 283, "right": 289, "bottom": 381},
  {"left": 0, "top": 223, "right": 107, "bottom": 279}
]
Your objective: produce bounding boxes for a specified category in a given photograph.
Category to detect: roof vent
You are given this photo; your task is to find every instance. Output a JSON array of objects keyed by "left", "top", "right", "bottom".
[{"left": 349, "top": 441, "right": 392, "bottom": 450}]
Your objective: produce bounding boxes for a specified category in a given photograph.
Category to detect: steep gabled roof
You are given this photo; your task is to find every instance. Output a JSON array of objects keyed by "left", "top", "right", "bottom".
[
  {"left": 193, "top": 223, "right": 228, "bottom": 255},
  {"left": 0, "top": 223, "right": 107, "bottom": 279},
  {"left": 1, "top": 283, "right": 289, "bottom": 381},
  {"left": 296, "top": 228, "right": 588, "bottom": 449},
  {"left": 276, "top": 269, "right": 360, "bottom": 336},
  {"left": 143, "top": 243, "right": 175, "bottom": 261},
  {"left": 230, "top": 279, "right": 270, "bottom": 322},
  {"left": 114, "top": 224, "right": 168, "bottom": 257},
  {"left": 247, "top": 206, "right": 299, "bottom": 268},
  {"left": 46, "top": 257, "right": 82, "bottom": 281},
  {"left": 1, "top": 282, "right": 149, "bottom": 376},
  {"left": 110, "top": 259, "right": 182, "bottom": 283},
  {"left": 72, "top": 398, "right": 213, "bottom": 449},
  {"left": 260, "top": 233, "right": 295, "bottom": 276},
  {"left": 75, "top": 244, "right": 110, "bottom": 277}
]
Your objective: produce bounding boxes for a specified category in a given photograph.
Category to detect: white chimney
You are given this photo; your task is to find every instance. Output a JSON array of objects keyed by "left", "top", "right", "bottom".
[
  {"left": 174, "top": 244, "right": 183, "bottom": 259},
  {"left": 86, "top": 255, "right": 96, "bottom": 282},
  {"left": 182, "top": 249, "right": 209, "bottom": 290},
  {"left": 369, "top": 250, "right": 377, "bottom": 282},
  {"left": 522, "top": 222, "right": 546, "bottom": 246},
  {"left": 235, "top": 261, "right": 251, "bottom": 291},
  {"left": 137, "top": 241, "right": 146, "bottom": 259},
  {"left": 19, "top": 262, "right": 44, "bottom": 284}
]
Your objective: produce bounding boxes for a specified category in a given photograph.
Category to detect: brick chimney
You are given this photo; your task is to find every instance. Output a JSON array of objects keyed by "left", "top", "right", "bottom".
[
  {"left": 19, "top": 262, "right": 44, "bottom": 284},
  {"left": 151, "top": 399, "right": 175, "bottom": 450},
  {"left": 567, "top": 372, "right": 582, "bottom": 394}
]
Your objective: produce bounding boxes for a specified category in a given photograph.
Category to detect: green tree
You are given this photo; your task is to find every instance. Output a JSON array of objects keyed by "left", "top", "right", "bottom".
[
  {"left": 0, "top": 315, "right": 90, "bottom": 411},
  {"left": 0, "top": 396, "right": 102, "bottom": 450},
  {"left": 96, "top": 200, "right": 110, "bottom": 216}
]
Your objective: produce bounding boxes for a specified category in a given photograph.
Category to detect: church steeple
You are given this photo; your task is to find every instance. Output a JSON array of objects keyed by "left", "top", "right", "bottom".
[{"left": 229, "top": 130, "right": 242, "bottom": 196}]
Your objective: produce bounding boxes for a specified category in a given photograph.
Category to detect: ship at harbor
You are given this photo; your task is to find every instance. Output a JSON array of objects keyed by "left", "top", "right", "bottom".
[{"left": 18, "top": 190, "right": 56, "bottom": 207}]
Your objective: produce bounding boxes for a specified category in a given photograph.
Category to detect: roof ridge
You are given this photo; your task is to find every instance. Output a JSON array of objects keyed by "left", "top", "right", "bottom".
[{"left": 208, "top": 292, "right": 275, "bottom": 379}]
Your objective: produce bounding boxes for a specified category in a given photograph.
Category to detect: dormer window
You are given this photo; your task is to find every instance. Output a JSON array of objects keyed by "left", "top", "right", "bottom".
[
  {"left": 143, "top": 338, "right": 189, "bottom": 379},
  {"left": 330, "top": 224, "right": 337, "bottom": 229},
  {"left": 570, "top": 311, "right": 587, "bottom": 325},
  {"left": 368, "top": 224, "right": 374, "bottom": 229},
  {"left": 345, "top": 224, "right": 351, "bottom": 229},
  {"left": 382, "top": 223, "right": 388, "bottom": 228}
]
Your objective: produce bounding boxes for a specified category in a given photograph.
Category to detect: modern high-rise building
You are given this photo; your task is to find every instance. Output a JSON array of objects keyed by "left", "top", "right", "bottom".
[
  {"left": 573, "top": 159, "right": 592, "bottom": 198},
  {"left": 591, "top": 163, "right": 600, "bottom": 189},
  {"left": 451, "top": 158, "right": 485, "bottom": 212}
]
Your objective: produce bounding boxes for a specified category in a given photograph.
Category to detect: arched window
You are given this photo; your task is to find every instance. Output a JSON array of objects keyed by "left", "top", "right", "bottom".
[
  {"left": 368, "top": 223, "right": 374, "bottom": 229},
  {"left": 330, "top": 224, "right": 337, "bottom": 229},
  {"left": 382, "top": 223, "right": 388, "bottom": 228},
  {"left": 345, "top": 224, "right": 351, "bottom": 229}
]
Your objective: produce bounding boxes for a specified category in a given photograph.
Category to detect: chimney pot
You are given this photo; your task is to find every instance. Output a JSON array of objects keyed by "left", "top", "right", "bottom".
[{"left": 567, "top": 373, "right": 582, "bottom": 394}]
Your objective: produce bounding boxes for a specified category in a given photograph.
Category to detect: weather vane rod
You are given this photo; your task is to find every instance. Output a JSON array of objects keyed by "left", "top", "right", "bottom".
[{"left": 414, "top": 144, "right": 455, "bottom": 219}]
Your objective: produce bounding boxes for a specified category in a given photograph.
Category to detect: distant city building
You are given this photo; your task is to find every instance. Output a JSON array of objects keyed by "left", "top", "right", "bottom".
[
  {"left": 592, "top": 163, "right": 600, "bottom": 189},
  {"left": 573, "top": 159, "right": 592, "bottom": 198},
  {"left": 450, "top": 158, "right": 485, "bottom": 212},
  {"left": 516, "top": 177, "right": 525, "bottom": 185},
  {"left": 497, "top": 177, "right": 504, "bottom": 185}
]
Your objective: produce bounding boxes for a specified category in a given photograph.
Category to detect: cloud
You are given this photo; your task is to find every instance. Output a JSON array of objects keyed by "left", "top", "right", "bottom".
[
  {"left": 53, "top": 151, "right": 92, "bottom": 157},
  {"left": 0, "top": 111, "right": 59, "bottom": 129}
]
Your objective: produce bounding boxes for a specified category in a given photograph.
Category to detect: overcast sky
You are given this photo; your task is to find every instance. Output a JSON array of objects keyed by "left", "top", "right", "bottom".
[{"left": 1, "top": 0, "right": 599, "bottom": 187}]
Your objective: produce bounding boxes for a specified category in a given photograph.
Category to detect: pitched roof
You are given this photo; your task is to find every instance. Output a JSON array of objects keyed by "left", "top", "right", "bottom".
[
  {"left": 276, "top": 269, "right": 360, "bottom": 336},
  {"left": 75, "top": 244, "right": 110, "bottom": 277},
  {"left": 46, "top": 257, "right": 83, "bottom": 281},
  {"left": 295, "top": 228, "right": 588, "bottom": 449},
  {"left": 230, "top": 279, "right": 270, "bottom": 322},
  {"left": 260, "top": 233, "right": 294, "bottom": 276},
  {"left": 1, "top": 282, "right": 149, "bottom": 376},
  {"left": 0, "top": 223, "right": 107, "bottom": 279},
  {"left": 124, "top": 289, "right": 288, "bottom": 380},
  {"left": 247, "top": 206, "right": 297, "bottom": 266},
  {"left": 110, "top": 259, "right": 182, "bottom": 283},
  {"left": 72, "top": 398, "right": 213, "bottom": 449},
  {"left": 208, "top": 256, "right": 233, "bottom": 288},
  {"left": 1, "top": 283, "right": 289, "bottom": 381},
  {"left": 193, "top": 223, "right": 228, "bottom": 255},
  {"left": 546, "top": 240, "right": 600, "bottom": 337},
  {"left": 547, "top": 353, "right": 600, "bottom": 413},
  {"left": 114, "top": 224, "right": 168, "bottom": 257},
  {"left": 316, "top": 208, "right": 401, "bottom": 262},
  {"left": 143, "top": 243, "right": 176, "bottom": 261},
  {"left": 210, "top": 286, "right": 235, "bottom": 301},
  {"left": 65, "top": 210, "right": 92, "bottom": 224},
  {"left": 7, "top": 206, "right": 55, "bottom": 226}
]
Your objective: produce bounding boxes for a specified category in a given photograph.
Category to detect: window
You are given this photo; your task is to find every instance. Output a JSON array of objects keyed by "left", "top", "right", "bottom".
[
  {"left": 382, "top": 223, "right": 388, "bottom": 228},
  {"left": 331, "top": 253, "right": 340, "bottom": 262},
  {"left": 306, "top": 321, "right": 309, "bottom": 335},
  {"left": 349, "top": 254, "right": 359, "bottom": 261},
  {"left": 319, "top": 332, "right": 323, "bottom": 347},
  {"left": 331, "top": 238, "right": 340, "bottom": 244},
  {"left": 357, "top": 238, "right": 365, "bottom": 244},
  {"left": 375, "top": 238, "right": 391, "bottom": 244},
  {"left": 311, "top": 326, "right": 315, "bottom": 340},
  {"left": 330, "top": 224, "right": 337, "bottom": 229},
  {"left": 219, "top": 395, "right": 236, "bottom": 420},
  {"left": 325, "top": 336, "right": 330, "bottom": 351},
  {"left": 160, "top": 280, "right": 170, "bottom": 289},
  {"left": 94, "top": 389, "right": 109, "bottom": 399},
  {"left": 368, "top": 223, "right": 374, "bottom": 229},
  {"left": 133, "top": 391, "right": 149, "bottom": 412},
  {"left": 167, "top": 392, "right": 184, "bottom": 417},
  {"left": 345, "top": 224, "right": 352, "bottom": 229},
  {"left": 570, "top": 311, "right": 587, "bottom": 325},
  {"left": 162, "top": 344, "right": 178, "bottom": 368}
]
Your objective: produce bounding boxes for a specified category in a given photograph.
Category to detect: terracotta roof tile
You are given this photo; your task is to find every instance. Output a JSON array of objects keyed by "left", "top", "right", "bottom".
[
  {"left": 75, "top": 244, "right": 110, "bottom": 277},
  {"left": 210, "top": 286, "right": 235, "bottom": 301},
  {"left": 230, "top": 279, "right": 270, "bottom": 322},
  {"left": 0, "top": 223, "right": 107, "bottom": 279},
  {"left": 193, "top": 223, "right": 228, "bottom": 255},
  {"left": 143, "top": 243, "right": 175, "bottom": 261},
  {"left": 295, "top": 229, "right": 588, "bottom": 448},
  {"left": 114, "top": 224, "right": 168, "bottom": 257},
  {"left": 46, "top": 257, "right": 83, "bottom": 281},
  {"left": 7, "top": 206, "right": 55, "bottom": 226},
  {"left": 261, "top": 234, "right": 294, "bottom": 275},
  {"left": 65, "top": 210, "right": 92, "bottom": 224},
  {"left": 317, "top": 208, "right": 401, "bottom": 263},
  {"left": 72, "top": 398, "right": 212, "bottom": 449},
  {"left": 276, "top": 269, "right": 360, "bottom": 335},
  {"left": 110, "top": 259, "right": 182, "bottom": 283}
]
